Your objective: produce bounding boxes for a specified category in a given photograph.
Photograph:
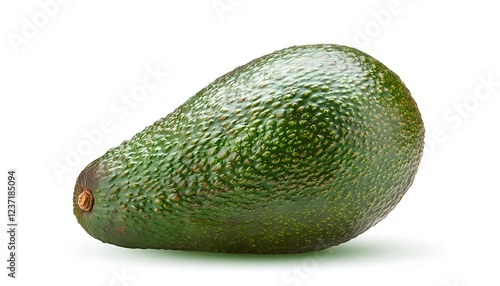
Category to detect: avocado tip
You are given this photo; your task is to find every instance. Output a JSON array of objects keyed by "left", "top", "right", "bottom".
[{"left": 78, "top": 189, "right": 94, "bottom": 212}]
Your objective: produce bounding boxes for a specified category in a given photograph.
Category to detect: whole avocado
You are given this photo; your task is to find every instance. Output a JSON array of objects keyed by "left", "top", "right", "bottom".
[{"left": 74, "top": 44, "right": 424, "bottom": 254}]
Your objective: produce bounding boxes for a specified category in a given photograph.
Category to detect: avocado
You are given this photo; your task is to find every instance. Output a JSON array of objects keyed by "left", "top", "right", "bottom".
[{"left": 73, "top": 44, "right": 424, "bottom": 254}]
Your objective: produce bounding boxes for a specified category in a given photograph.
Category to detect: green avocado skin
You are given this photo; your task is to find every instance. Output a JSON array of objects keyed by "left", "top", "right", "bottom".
[{"left": 73, "top": 44, "right": 424, "bottom": 254}]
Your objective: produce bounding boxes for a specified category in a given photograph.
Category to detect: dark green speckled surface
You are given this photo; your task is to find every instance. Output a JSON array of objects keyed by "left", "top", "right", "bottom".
[{"left": 73, "top": 44, "right": 424, "bottom": 254}]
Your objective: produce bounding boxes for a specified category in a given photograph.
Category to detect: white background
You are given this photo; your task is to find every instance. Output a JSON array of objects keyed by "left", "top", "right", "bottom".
[{"left": 1, "top": 1, "right": 499, "bottom": 285}]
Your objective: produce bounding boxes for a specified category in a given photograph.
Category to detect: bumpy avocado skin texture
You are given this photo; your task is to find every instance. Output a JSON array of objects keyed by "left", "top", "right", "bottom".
[{"left": 74, "top": 44, "right": 424, "bottom": 254}]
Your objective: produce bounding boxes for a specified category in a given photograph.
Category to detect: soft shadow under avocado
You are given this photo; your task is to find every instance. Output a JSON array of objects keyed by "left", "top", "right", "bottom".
[{"left": 130, "top": 238, "right": 436, "bottom": 264}]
